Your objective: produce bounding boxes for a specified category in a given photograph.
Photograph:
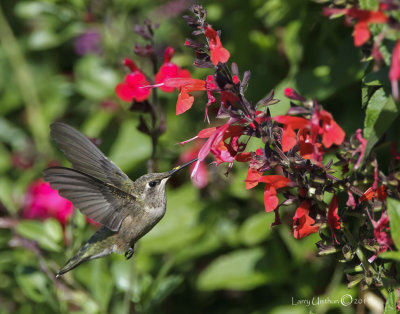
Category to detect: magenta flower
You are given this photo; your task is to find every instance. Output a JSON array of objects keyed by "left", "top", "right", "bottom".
[
  {"left": 115, "top": 58, "right": 151, "bottom": 102},
  {"left": 23, "top": 180, "right": 74, "bottom": 226},
  {"left": 390, "top": 39, "right": 400, "bottom": 100},
  {"left": 155, "top": 47, "right": 191, "bottom": 93},
  {"left": 180, "top": 142, "right": 209, "bottom": 188}
]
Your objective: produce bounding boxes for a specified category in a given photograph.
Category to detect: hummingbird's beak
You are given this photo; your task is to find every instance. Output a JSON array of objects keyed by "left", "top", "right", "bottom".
[{"left": 168, "top": 158, "right": 198, "bottom": 176}]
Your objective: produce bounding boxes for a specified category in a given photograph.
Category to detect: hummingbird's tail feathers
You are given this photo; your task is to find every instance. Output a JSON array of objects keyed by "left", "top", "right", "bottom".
[
  {"left": 49, "top": 122, "right": 134, "bottom": 191},
  {"left": 43, "top": 167, "right": 135, "bottom": 232},
  {"left": 56, "top": 254, "right": 89, "bottom": 277},
  {"left": 56, "top": 247, "right": 109, "bottom": 277},
  {"left": 56, "top": 228, "right": 116, "bottom": 277}
]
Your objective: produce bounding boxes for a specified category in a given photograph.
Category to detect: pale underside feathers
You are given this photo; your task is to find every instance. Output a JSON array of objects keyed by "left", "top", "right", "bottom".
[{"left": 43, "top": 122, "right": 138, "bottom": 232}]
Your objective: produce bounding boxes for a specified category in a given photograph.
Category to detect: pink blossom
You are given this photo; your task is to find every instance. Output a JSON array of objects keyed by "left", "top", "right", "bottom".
[
  {"left": 23, "top": 180, "right": 74, "bottom": 226},
  {"left": 180, "top": 142, "right": 209, "bottom": 188},
  {"left": 390, "top": 39, "right": 400, "bottom": 100}
]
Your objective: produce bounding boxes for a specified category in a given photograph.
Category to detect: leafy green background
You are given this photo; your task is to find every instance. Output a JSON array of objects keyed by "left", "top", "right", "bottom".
[{"left": 0, "top": 0, "right": 398, "bottom": 313}]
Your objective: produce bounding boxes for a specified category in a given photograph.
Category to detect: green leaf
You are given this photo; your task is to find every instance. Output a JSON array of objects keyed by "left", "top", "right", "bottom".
[
  {"left": 363, "top": 87, "right": 399, "bottom": 160},
  {"left": 0, "top": 117, "right": 27, "bottom": 150},
  {"left": 74, "top": 56, "right": 119, "bottom": 100},
  {"left": 15, "top": 266, "right": 50, "bottom": 303},
  {"left": 89, "top": 259, "right": 114, "bottom": 310},
  {"left": 16, "top": 219, "right": 62, "bottom": 252},
  {"left": 387, "top": 198, "right": 400, "bottom": 250},
  {"left": 364, "top": 67, "right": 389, "bottom": 87},
  {"left": 378, "top": 251, "right": 400, "bottom": 262},
  {"left": 359, "top": 0, "right": 379, "bottom": 10},
  {"left": 384, "top": 288, "right": 398, "bottom": 314},
  {"left": 143, "top": 275, "right": 183, "bottom": 311},
  {"left": 197, "top": 248, "right": 269, "bottom": 291},
  {"left": 239, "top": 212, "right": 274, "bottom": 246}
]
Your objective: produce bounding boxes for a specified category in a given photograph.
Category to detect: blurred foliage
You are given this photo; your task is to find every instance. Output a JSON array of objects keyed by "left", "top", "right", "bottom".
[{"left": 0, "top": 0, "right": 393, "bottom": 313}]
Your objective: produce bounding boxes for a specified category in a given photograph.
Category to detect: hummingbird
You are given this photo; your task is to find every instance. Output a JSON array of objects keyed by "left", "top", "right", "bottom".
[{"left": 43, "top": 122, "right": 197, "bottom": 278}]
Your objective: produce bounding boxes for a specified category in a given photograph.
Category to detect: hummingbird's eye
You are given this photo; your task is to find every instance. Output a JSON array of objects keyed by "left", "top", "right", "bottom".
[{"left": 148, "top": 181, "right": 159, "bottom": 188}]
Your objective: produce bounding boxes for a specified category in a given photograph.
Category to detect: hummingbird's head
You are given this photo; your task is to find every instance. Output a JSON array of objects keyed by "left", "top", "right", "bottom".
[{"left": 135, "top": 158, "right": 198, "bottom": 208}]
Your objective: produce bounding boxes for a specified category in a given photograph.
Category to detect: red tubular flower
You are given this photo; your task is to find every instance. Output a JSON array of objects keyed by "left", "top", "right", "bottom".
[
  {"left": 115, "top": 59, "right": 151, "bottom": 102},
  {"left": 293, "top": 200, "right": 319, "bottom": 239},
  {"left": 155, "top": 47, "right": 191, "bottom": 93},
  {"left": 204, "top": 26, "right": 230, "bottom": 65},
  {"left": 373, "top": 212, "right": 393, "bottom": 248},
  {"left": 180, "top": 142, "right": 209, "bottom": 188},
  {"left": 390, "top": 39, "right": 400, "bottom": 100},
  {"left": 23, "top": 180, "right": 74, "bottom": 226},
  {"left": 360, "top": 185, "right": 387, "bottom": 202},
  {"left": 323, "top": 8, "right": 387, "bottom": 47},
  {"left": 188, "top": 121, "right": 243, "bottom": 177},
  {"left": 245, "top": 167, "right": 263, "bottom": 190},
  {"left": 190, "top": 121, "right": 231, "bottom": 177},
  {"left": 328, "top": 195, "right": 340, "bottom": 244},
  {"left": 211, "top": 125, "right": 244, "bottom": 165},
  {"left": 163, "top": 77, "right": 206, "bottom": 114},
  {"left": 235, "top": 152, "right": 252, "bottom": 162},
  {"left": 298, "top": 128, "right": 317, "bottom": 159},
  {"left": 353, "top": 129, "right": 367, "bottom": 170},
  {"left": 284, "top": 87, "right": 306, "bottom": 101},
  {"left": 274, "top": 115, "right": 309, "bottom": 152},
  {"left": 319, "top": 110, "right": 346, "bottom": 148},
  {"left": 259, "top": 175, "right": 291, "bottom": 212}
]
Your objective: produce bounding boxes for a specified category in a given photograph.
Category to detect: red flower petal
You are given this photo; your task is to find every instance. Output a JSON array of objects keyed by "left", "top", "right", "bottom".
[
  {"left": 164, "top": 77, "right": 206, "bottom": 90},
  {"left": 204, "top": 26, "right": 230, "bottom": 65},
  {"left": 123, "top": 58, "right": 137, "bottom": 71},
  {"left": 163, "top": 46, "right": 175, "bottom": 63},
  {"left": 197, "top": 123, "right": 230, "bottom": 162},
  {"left": 245, "top": 167, "right": 263, "bottom": 190},
  {"left": 346, "top": 8, "right": 387, "bottom": 23},
  {"left": 115, "top": 83, "right": 134, "bottom": 102},
  {"left": 155, "top": 60, "right": 191, "bottom": 93},
  {"left": 259, "top": 175, "right": 290, "bottom": 189},
  {"left": 210, "top": 46, "right": 230, "bottom": 66},
  {"left": 116, "top": 71, "right": 151, "bottom": 102},
  {"left": 328, "top": 195, "right": 341, "bottom": 231},
  {"left": 281, "top": 126, "right": 297, "bottom": 152},
  {"left": 264, "top": 185, "right": 278, "bottom": 212},
  {"left": 274, "top": 115, "right": 309, "bottom": 129},
  {"left": 293, "top": 201, "right": 319, "bottom": 239},
  {"left": 176, "top": 89, "right": 195, "bottom": 115},
  {"left": 320, "top": 110, "right": 345, "bottom": 148},
  {"left": 155, "top": 63, "right": 180, "bottom": 92},
  {"left": 198, "top": 127, "right": 217, "bottom": 138},
  {"left": 235, "top": 152, "right": 252, "bottom": 162},
  {"left": 353, "top": 22, "right": 370, "bottom": 47}
]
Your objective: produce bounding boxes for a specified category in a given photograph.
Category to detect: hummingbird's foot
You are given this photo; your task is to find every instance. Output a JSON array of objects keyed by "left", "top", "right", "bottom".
[{"left": 125, "top": 247, "right": 134, "bottom": 259}]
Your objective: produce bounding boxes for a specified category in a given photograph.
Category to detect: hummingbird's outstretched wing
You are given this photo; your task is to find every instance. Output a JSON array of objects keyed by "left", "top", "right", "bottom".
[
  {"left": 43, "top": 167, "right": 138, "bottom": 231},
  {"left": 49, "top": 122, "right": 134, "bottom": 193}
]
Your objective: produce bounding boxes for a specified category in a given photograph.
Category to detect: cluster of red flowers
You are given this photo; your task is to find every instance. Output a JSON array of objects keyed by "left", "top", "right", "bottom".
[
  {"left": 115, "top": 47, "right": 191, "bottom": 103},
  {"left": 109, "top": 5, "right": 396, "bottom": 252},
  {"left": 323, "top": 5, "right": 400, "bottom": 99}
]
